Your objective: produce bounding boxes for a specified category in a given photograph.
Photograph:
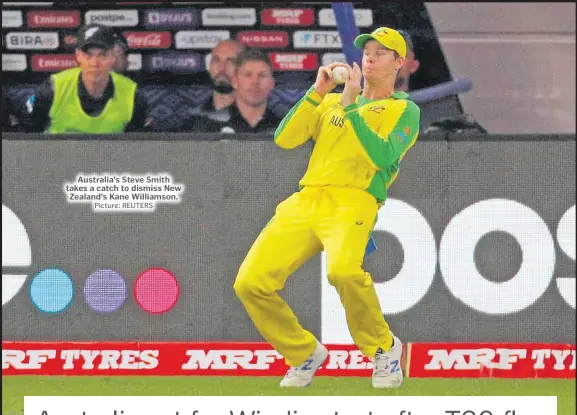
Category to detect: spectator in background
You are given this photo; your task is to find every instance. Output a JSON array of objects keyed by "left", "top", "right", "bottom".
[
  {"left": 184, "top": 48, "right": 280, "bottom": 133},
  {"left": 25, "top": 25, "right": 150, "bottom": 133},
  {"left": 395, "top": 30, "right": 420, "bottom": 93},
  {"left": 112, "top": 30, "right": 129, "bottom": 73},
  {"left": 191, "top": 39, "right": 247, "bottom": 122}
]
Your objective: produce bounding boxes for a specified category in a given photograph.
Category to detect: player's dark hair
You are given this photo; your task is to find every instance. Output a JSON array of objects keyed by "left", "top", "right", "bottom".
[{"left": 235, "top": 48, "right": 273, "bottom": 73}]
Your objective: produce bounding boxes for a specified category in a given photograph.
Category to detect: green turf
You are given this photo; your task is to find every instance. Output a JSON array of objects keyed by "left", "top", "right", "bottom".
[{"left": 2, "top": 376, "right": 575, "bottom": 414}]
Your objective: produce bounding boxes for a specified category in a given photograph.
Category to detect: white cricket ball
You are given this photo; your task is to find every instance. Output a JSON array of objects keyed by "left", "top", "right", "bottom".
[{"left": 332, "top": 66, "right": 349, "bottom": 84}]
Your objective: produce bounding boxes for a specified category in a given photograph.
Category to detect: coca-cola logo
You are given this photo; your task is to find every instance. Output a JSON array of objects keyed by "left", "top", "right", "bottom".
[
  {"left": 268, "top": 53, "right": 318, "bottom": 71},
  {"left": 27, "top": 10, "right": 80, "bottom": 28},
  {"left": 31, "top": 54, "right": 77, "bottom": 72},
  {"left": 122, "top": 32, "right": 172, "bottom": 49},
  {"left": 261, "top": 8, "right": 314, "bottom": 26},
  {"left": 237, "top": 31, "right": 288, "bottom": 48}
]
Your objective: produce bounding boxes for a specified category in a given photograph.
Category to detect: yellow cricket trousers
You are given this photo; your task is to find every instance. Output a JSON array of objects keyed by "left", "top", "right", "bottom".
[{"left": 233, "top": 186, "right": 393, "bottom": 367}]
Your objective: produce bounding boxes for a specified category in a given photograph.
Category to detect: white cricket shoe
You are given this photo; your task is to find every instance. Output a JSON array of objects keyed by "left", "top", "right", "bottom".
[
  {"left": 372, "top": 333, "right": 403, "bottom": 388},
  {"left": 280, "top": 341, "right": 329, "bottom": 388}
]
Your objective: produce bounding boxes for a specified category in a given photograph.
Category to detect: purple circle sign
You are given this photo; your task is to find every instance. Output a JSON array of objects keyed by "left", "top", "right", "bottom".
[{"left": 83, "top": 269, "right": 127, "bottom": 313}]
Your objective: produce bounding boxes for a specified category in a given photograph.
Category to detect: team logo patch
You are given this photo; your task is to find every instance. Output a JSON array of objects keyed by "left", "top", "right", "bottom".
[{"left": 368, "top": 105, "right": 385, "bottom": 114}]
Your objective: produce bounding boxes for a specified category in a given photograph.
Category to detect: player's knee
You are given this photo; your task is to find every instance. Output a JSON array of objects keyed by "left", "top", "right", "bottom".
[
  {"left": 233, "top": 277, "right": 257, "bottom": 299},
  {"left": 326, "top": 263, "right": 366, "bottom": 288},
  {"left": 234, "top": 264, "right": 267, "bottom": 299}
]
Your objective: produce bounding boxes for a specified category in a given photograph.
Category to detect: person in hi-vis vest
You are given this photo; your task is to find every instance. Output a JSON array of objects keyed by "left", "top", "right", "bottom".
[{"left": 26, "top": 25, "right": 150, "bottom": 134}]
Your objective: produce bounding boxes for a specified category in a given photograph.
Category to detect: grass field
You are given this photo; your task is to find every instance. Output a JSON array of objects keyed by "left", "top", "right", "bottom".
[{"left": 2, "top": 376, "right": 575, "bottom": 414}]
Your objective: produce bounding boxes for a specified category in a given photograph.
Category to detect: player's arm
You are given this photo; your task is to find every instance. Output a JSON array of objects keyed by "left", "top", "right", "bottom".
[
  {"left": 274, "top": 62, "right": 348, "bottom": 149},
  {"left": 273, "top": 86, "right": 326, "bottom": 149},
  {"left": 343, "top": 100, "right": 420, "bottom": 170},
  {"left": 125, "top": 86, "right": 153, "bottom": 132},
  {"left": 25, "top": 78, "right": 54, "bottom": 133}
]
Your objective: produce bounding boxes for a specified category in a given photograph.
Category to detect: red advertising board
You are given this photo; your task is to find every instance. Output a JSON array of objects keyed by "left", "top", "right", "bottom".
[
  {"left": 27, "top": 10, "right": 80, "bottom": 28},
  {"left": 31, "top": 54, "right": 77, "bottom": 71},
  {"left": 3, "top": 341, "right": 574, "bottom": 378},
  {"left": 408, "top": 342, "right": 576, "bottom": 379},
  {"left": 261, "top": 9, "right": 314, "bottom": 26},
  {"left": 269, "top": 53, "right": 318, "bottom": 71},
  {"left": 123, "top": 31, "right": 172, "bottom": 49},
  {"left": 237, "top": 31, "right": 288, "bottom": 48}
]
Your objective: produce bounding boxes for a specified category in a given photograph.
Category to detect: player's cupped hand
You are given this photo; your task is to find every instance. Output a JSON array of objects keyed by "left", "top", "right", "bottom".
[
  {"left": 340, "top": 62, "right": 362, "bottom": 107},
  {"left": 313, "top": 62, "right": 348, "bottom": 97}
]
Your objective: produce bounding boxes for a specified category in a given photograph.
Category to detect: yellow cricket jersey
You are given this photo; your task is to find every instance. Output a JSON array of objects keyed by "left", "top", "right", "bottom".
[{"left": 273, "top": 86, "right": 421, "bottom": 204}]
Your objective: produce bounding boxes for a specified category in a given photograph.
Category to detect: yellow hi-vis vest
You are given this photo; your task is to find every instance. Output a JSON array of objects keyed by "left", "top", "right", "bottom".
[{"left": 47, "top": 67, "right": 137, "bottom": 134}]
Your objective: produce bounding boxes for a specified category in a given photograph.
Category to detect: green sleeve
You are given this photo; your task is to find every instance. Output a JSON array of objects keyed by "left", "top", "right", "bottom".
[
  {"left": 343, "top": 101, "right": 420, "bottom": 170},
  {"left": 273, "top": 86, "right": 325, "bottom": 149}
]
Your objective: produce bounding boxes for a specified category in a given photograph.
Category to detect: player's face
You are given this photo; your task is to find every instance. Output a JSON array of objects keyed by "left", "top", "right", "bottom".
[
  {"left": 233, "top": 61, "right": 275, "bottom": 107},
  {"left": 362, "top": 40, "right": 404, "bottom": 82},
  {"left": 112, "top": 44, "right": 128, "bottom": 73},
  {"left": 76, "top": 47, "right": 115, "bottom": 78},
  {"left": 209, "top": 42, "right": 244, "bottom": 88}
]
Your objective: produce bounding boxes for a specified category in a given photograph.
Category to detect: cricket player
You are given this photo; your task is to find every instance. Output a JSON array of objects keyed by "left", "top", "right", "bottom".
[{"left": 233, "top": 27, "right": 420, "bottom": 388}]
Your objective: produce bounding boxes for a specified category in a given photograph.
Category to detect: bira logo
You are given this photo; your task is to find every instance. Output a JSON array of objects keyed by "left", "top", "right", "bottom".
[{"left": 5, "top": 32, "right": 58, "bottom": 50}]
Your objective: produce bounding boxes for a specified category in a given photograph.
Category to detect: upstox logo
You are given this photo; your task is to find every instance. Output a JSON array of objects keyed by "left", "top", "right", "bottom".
[{"left": 2, "top": 205, "right": 31, "bottom": 306}]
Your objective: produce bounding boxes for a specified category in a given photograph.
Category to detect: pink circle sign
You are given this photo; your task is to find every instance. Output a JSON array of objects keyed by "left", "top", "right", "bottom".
[{"left": 133, "top": 268, "right": 180, "bottom": 314}]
